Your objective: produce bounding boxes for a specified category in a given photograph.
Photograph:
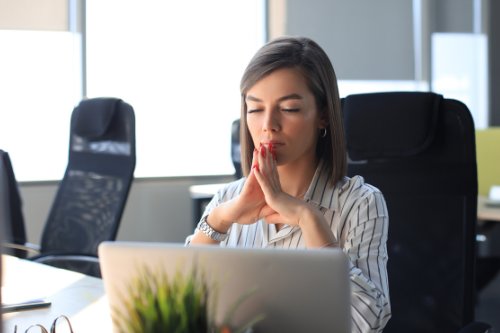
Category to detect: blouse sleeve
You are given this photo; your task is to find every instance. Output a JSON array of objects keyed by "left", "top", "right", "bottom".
[{"left": 342, "top": 191, "right": 391, "bottom": 333}]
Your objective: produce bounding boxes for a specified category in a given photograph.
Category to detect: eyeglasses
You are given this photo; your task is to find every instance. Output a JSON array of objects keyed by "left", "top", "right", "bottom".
[{"left": 14, "top": 315, "right": 74, "bottom": 333}]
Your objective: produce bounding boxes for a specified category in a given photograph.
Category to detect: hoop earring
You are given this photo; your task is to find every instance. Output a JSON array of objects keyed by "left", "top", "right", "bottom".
[{"left": 320, "top": 128, "right": 327, "bottom": 138}]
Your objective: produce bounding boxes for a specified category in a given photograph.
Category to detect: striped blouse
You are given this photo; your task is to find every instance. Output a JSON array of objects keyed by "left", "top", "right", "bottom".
[{"left": 185, "top": 159, "right": 391, "bottom": 332}]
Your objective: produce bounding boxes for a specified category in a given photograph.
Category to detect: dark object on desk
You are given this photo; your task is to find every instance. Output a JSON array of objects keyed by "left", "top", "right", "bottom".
[
  {"left": 485, "top": 201, "right": 500, "bottom": 208},
  {"left": 4, "top": 98, "right": 136, "bottom": 278},
  {"left": 2, "top": 300, "right": 52, "bottom": 313},
  {"left": 343, "top": 92, "right": 490, "bottom": 333},
  {"left": 0, "top": 150, "right": 30, "bottom": 259}
]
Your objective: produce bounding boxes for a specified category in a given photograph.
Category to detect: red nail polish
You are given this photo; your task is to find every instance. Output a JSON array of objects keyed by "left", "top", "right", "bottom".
[
  {"left": 255, "top": 165, "right": 260, "bottom": 172},
  {"left": 259, "top": 142, "right": 263, "bottom": 147},
  {"left": 254, "top": 148, "right": 258, "bottom": 152},
  {"left": 261, "top": 146, "right": 266, "bottom": 158},
  {"left": 269, "top": 142, "right": 273, "bottom": 150}
]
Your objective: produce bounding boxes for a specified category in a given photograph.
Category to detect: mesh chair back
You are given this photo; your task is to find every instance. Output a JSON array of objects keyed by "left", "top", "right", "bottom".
[
  {"left": 342, "top": 92, "right": 477, "bottom": 333},
  {"left": 0, "top": 150, "right": 28, "bottom": 258},
  {"left": 232, "top": 119, "right": 243, "bottom": 179},
  {"left": 40, "top": 98, "right": 136, "bottom": 255}
]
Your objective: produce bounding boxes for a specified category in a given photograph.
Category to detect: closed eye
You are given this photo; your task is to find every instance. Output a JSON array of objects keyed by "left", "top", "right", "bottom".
[
  {"left": 248, "top": 109, "right": 263, "bottom": 113},
  {"left": 282, "top": 108, "right": 299, "bottom": 112}
]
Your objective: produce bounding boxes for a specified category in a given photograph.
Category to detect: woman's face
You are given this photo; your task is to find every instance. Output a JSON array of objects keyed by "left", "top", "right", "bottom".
[{"left": 245, "top": 67, "right": 328, "bottom": 167}]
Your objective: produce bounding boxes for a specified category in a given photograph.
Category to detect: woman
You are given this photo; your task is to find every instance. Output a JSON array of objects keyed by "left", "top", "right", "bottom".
[{"left": 186, "top": 36, "right": 391, "bottom": 332}]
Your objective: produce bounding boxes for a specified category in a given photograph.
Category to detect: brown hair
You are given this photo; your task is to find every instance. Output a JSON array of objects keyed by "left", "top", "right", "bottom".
[{"left": 239, "top": 36, "right": 347, "bottom": 186}]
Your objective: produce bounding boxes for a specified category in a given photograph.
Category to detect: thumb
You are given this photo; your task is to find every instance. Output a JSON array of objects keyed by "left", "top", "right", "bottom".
[
  {"left": 260, "top": 205, "right": 276, "bottom": 218},
  {"left": 265, "top": 213, "right": 283, "bottom": 225}
]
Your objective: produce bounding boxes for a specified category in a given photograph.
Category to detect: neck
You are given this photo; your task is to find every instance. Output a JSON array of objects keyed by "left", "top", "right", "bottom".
[{"left": 277, "top": 153, "right": 319, "bottom": 198}]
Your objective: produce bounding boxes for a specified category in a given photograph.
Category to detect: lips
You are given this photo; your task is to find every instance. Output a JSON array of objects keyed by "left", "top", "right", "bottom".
[{"left": 261, "top": 140, "right": 284, "bottom": 149}]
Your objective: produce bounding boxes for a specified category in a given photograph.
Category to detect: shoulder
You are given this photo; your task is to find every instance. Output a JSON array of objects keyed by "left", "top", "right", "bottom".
[
  {"left": 214, "top": 177, "right": 246, "bottom": 203},
  {"left": 338, "top": 175, "right": 387, "bottom": 217},
  {"left": 339, "top": 175, "right": 382, "bottom": 199}
]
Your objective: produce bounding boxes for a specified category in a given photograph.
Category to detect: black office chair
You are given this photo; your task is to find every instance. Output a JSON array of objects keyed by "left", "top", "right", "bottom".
[
  {"left": 0, "top": 150, "right": 34, "bottom": 259},
  {"left": 231, "top": 119, "right": 243, "bottom": 179},
  {"left": 342, "top": 92, "right": 491, "bottom": 333},
  {"left": 4, "top": 98, "right": 136, "bottom": 278}
]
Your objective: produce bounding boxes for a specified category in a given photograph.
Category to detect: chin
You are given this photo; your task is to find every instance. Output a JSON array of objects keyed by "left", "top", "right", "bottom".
[{"left": 275, "top": 154, "right": 291, "bottom": 167}]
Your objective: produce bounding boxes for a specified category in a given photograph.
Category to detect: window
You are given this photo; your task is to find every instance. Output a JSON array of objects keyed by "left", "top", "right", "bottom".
[
  {"left": 0, "top": 30, "right": 80, "bottom": 181},
  {"left": 86, "top": 0, "right": 266, "bottom": 178},
  {"left": 431, "top": 33, "right": 488, "bottom": 129}
]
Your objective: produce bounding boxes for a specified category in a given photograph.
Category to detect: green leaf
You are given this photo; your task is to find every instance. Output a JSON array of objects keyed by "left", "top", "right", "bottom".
[{"left": 222, "top": 286, "right": 259, "bottom": 327}]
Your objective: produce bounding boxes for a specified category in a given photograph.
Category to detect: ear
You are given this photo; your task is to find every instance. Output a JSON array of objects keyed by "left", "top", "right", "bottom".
[{"left": 318, "top": 107, "right": 330, "bottom": 129}]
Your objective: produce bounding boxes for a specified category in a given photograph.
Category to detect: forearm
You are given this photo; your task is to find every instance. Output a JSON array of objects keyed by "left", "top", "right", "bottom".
[
  {"left": 350, "top": 263, "right": 391, "bottom": 332},
  {"left": 298, "top": 205, "right": 338, "bottom": 249},
  {"left": 188, "top": 205, "right": 233, "bottom": 245}
]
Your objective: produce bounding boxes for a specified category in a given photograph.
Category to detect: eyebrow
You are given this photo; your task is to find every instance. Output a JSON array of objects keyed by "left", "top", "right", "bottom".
[{"left": 246, "top": 93, "right": 303, "bottom": 103}]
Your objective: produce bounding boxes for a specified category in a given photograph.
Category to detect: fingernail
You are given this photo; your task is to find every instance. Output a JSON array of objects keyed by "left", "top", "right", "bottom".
[
  {"left": 254, "top": 148, "right": 258, "bottom": 152},
  {"left": 269, "top": 142, "right": 273, "bottom": 150},
  {"left": 261, "top": 146, "right": 266, "bottom": 158},
  {"left": 259, "top": 142, "right": 263, "bottom": 147}
]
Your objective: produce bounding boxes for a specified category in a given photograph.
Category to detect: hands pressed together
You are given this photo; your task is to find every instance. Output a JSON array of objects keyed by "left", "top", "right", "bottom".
[
  {"left": 213, "top": 143, "right": 320, "bottom": 232},
  {"left": 250, "top": 143, "right": 309, "bottom": 228},
  {"left": 192, "top": 143, "right": 338, "bottom": 248}
]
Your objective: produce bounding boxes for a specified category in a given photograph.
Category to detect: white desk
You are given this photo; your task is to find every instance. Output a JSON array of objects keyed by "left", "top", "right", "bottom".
[
  {"left": 189, "top": 183, "right": 228, "bottom": 228},
  {"left": 478, "top": 195, "right": 500, "bottom": 222},
  {"left": 2, "top": 255, "right": 113, "bottom": 332}
]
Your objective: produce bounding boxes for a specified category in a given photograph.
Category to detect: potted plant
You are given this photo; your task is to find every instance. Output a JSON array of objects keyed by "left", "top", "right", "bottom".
[{"left": 112, "top": 261, "right": 265, "bottom": 333}]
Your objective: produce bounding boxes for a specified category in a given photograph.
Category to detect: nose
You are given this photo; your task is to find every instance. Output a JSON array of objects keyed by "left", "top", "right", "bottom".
[{"left": 262, "top": 110, "right": 280, "bottom": 133}]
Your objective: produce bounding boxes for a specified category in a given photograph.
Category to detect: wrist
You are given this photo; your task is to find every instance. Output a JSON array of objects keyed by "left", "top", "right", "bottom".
[
  {"left": 207, "top": 205, "right": 233, "bottom": 233},
  {"left": 296, "top": 204, "right": 317, "bottom": 228}
]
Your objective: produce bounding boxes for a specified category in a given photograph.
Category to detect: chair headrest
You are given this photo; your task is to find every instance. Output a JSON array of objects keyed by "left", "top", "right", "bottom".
[
  {"left": 342, "top": 92, "right": 442, "bottom": 160},
  {"left": 72, "top": 98, "right": 122, "bottom": 139}
]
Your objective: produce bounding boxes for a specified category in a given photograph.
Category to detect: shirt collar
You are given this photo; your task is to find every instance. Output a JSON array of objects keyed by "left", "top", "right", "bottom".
[{"left": 304, "top": 158, "right": 345, "bottom": 212}]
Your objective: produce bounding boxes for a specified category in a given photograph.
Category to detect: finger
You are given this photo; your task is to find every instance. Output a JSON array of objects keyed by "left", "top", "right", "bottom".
[
  {"left": 265, "top": 145, "right": 275, "bottom": 182},
  {"left": 260, "top": 205, "right": 276, "bottom": 218},
  {"left": 258, "top": 145, "right": 273, "bottom": 184},
  {"left": 264, "top": 144, "right": 279, "bottom": 189},
  {"left": 268, "top": 144, "right": 280, "bottom": 189},
  {"left": 251, "top": 147, "right": 259, "bottom": 168},
  {"left": 248, "top": 147, "right": 260, "bottom": 178},
  {"left": 269, "top": 142, "right": 277, "bottom": 162},
  {"left": 265, "top": 213, "right": 283, "bottom": 225},
  {"left": 253, "top": 162, "right": 274, "bottom": 198}
]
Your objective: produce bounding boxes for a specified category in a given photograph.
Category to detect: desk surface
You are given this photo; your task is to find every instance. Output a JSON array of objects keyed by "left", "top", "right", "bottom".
[
  {"left": 2, "top": 255, "right": 113, "bottom": 332},
  {"left": 478, "top": 195, "right": 500, "bottom": 222},
  {"left": 189, "top": 183, "right": 228, "bottom": 198},
  {"left": 191, "top": 185, "right": 500, "bottom": 223}
]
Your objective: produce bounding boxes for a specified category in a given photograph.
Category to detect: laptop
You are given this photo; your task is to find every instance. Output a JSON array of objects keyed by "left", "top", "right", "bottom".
[{"left": 99, "top": 242, "right": 351, "bottom": 333}]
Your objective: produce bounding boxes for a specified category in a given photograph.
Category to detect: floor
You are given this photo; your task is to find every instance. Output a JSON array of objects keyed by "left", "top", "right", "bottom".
[{"left": 476, "top": 269, "right": 500, "bottom": 331}]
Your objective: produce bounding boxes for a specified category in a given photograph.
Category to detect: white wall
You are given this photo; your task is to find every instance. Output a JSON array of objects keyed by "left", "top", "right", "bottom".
[
  {"left": 284, "top": 0, "right": 415, "bottom": 80},
  {"left": 19, "top": 175, "right": 234, "bottom": 246}
]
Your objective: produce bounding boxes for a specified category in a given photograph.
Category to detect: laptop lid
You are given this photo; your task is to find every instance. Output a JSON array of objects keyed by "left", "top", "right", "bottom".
[{"left": 99, "top": 242, "right": 351, "bottom": 333}]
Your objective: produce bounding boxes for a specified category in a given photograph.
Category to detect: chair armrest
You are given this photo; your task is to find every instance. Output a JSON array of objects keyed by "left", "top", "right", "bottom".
[
  {"left": 28, "top": 253, "right": 102, "bottom": 278},
  {"left": 2, "top": 242, "right": 41, "bottom": 255},
  {"left": 30, "top": 254, "right": 99, "bottom": 264},
  {"left": 459, "top": 322, "right": 492, "bottom": 333}
]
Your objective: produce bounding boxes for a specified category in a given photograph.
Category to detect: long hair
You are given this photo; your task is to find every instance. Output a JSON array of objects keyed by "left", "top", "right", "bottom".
[{"left": 239, "top": 36, "right": 347, "bottom": 186}]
